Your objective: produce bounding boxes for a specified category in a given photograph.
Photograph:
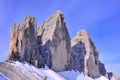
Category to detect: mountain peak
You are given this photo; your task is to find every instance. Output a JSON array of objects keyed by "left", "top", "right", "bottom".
[
  {"left": 54, "top": 10, "right": 63, "bottom": 15},
  {"left": 24, "top": 15, "right": 31, "bottom": 21},
  {"left": 51, "top": 10, "right": 64, "bottom": 21},
  {"left": 24, "top": 15, "right": 36, "bottom": 23},
  {"left": 7, "top": 15, "right": 44, "bottom": 68},
  {"left": 76, "top": 29, "right": 88, "bottom": 38},
  {"left": 37, "top": 10, "right": 70, "bottom": 72},
  {"left": 71, "top": 30, "right": 99, "bottom": 78},
  {"left": 77, "top": 29, "right": 87, "bottom": 35}
]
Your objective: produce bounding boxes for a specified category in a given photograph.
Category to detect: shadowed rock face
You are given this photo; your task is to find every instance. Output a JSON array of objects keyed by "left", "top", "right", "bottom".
[
  {"left": 70, "top": 30, "right": 99, "bottom": 78},
  {"left": 98, "top": 61, "right": 108, "bottom": 78},
  {"left": 108, "top": 72, "right": 120, "bottom": 80},
  {"left": 37, "top": 11, "right": 71, "bottom": 72},
  {"left": 7, "top": 15, "right": 44, "bottom": 68}
]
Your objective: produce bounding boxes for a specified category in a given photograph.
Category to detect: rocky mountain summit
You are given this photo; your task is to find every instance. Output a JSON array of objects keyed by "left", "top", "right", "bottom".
[
  {"left": 70, "top": 30, "right": 99, "bottom": 78},
  {"left": 0, "top": 10, "right": 119, "bottom": 80},
  {"left": 37, "top": 11, "right": 71, "bottom": 71},
  {"left": 7, "top": 15, "right": 44, "bottom": 68}
]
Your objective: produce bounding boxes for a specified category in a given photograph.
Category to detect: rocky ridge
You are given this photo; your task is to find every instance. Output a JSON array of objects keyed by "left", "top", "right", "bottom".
[{"left": 3, "top": 10, "right": 120, "bottom": 80}]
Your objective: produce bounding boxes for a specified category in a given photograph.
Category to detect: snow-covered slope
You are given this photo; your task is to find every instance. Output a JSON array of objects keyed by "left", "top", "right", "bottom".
[
  {"left": 40, "top": 65, "right": 65, "bottom": 80},
  {"left": 58, "top": 70, "right": 109, "bottom": 80},
  {"left": 0, "top": 61, "right": 110, "bottom": 80}
]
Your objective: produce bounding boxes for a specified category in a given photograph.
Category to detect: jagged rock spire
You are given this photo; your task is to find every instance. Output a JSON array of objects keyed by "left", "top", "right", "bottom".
[
  {"left": 37, "top": 10, "right": 71, "bottom": 71},
  {"left": 7, "top": 15, "right": 44, "bottom": 68},
  {"left": 70, "top": 30, "right": 99, "bottom": 78}
]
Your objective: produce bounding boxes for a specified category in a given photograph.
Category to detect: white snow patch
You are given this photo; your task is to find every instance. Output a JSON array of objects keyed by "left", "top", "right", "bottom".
[
  {"left": 58, "top": 70, "right": 109, "bottom": 80},
  {"left": 77, "top": 74, "right": 93, "bottom": 80},
  {"left": 11, "top": 61, "right": 65, "bottom": 80},
  {"left": 10, "top": 61, "right": 110, "bottom": 80},
  {"left": 95, "top": 75, "right": 109, "bottom": 80},
  {"left": 11, "top": 61, "right": 46, "bottom": 78},
  {"left": 40, "top": 65, "right": 65, "bottom": 80},
  {"left": 58, "top": 70, "right": 94, "bottom": 80},
  {"left": 111, "top": 77, "right": 116, "bottom": 80},
  {"left": 58, "top": 70, "right": 80, "bottom": 80}
]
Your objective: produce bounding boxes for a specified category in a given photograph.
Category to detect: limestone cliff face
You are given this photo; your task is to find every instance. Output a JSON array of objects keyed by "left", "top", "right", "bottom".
[
  {"left": 7, "top": 15, "right": 44, "bottom": 68},
  {"left": 37, "top": 11, "right": 71, "bottom": 72},
  {"left": 70, "top": 30, "right": 99, "bottom": 78}
]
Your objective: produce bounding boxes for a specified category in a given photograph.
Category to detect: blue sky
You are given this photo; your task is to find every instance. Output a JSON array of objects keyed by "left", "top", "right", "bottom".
[{"left": 0, "top": 0, "right": 120, "bottom": 75}]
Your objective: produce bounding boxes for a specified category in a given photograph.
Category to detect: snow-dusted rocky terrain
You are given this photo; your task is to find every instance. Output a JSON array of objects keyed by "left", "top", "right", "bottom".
[
  {"left": 0, "top": 61, "right": 111, "bottom": 80},
  {"left": 1, "top": 11, "right": 119, "bottom": 80}
]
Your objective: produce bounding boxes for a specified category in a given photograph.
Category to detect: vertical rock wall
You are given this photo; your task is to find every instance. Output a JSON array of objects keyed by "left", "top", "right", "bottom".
[
  {"left": 37, "top": 11, "right": 71, "bottom": 71},
  {"left": 7, "top": 15, "right": 44, "bottom": 68},
  {"left": 70, "top": 30, "right": 99, "bottom": 78}
]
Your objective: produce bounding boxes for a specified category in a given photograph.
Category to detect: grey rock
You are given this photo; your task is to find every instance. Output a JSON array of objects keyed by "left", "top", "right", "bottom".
[
  {"left": 7, "top": 15, "right": 44, "bottom": 68},
  {"left": 98, "top": 61, "right": 108, "bottom": 78},
  {"left": 37, "top": 10, "right": 71, "bottom": 72},
  {"left": 108, "top": 72, "right": 120, "bottom": 80},
  {"left": 70, "top": 30, "right": 99, "bottom": 78}
]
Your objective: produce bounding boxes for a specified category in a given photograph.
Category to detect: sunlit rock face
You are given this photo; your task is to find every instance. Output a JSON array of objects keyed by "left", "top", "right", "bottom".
[
  {"left": 70, "top": 30, "right": 99, "bottom": 78},
  {"left": 37, "top": 11, "right": 71, "bottom": 72},
  {"left": 7, "top": 15, "right": 44, "bottom": 68}
]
